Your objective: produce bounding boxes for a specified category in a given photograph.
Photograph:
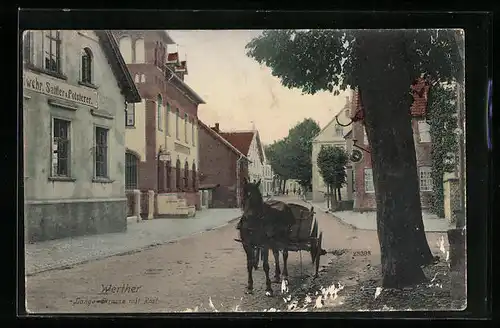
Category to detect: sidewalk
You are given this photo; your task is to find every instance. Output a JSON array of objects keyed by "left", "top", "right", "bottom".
[
  {"left": 25, "top": 208, "right": 242, "bottom": 276},
  {"left": 307, "top": 201, "right": 455, "bottom": 232}
]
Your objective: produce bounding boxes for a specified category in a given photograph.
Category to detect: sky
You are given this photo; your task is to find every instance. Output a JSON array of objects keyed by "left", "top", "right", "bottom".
[{"left": 167, "top": 30, "right": 349, "bottom": 144}]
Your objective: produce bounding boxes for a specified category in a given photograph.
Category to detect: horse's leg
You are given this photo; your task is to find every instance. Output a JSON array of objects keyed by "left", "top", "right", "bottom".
[
  {"left": 272, "top": 248, "right": 281, "bottom": 283},
  {"left": 243, "top": 243, "right": 254, "bottom": 294},
  {"left": 262, "top": 246, "right": 273, "bottom": 296},
  {"left": 253, "top": 247, "right": 260, "bottom": 270},
  {"left": 282, "top": 249, "right": 289, "bottom": 283}
]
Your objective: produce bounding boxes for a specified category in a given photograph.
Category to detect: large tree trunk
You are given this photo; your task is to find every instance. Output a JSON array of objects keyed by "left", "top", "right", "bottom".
[
  {"left": 325, "top": 185, "right": 330, "bottom": 209},
  {"left": 355, "top": 30, "right": 434, "bottom": 288},
  {"left": 330, "top": 184, "right": 337, "bottom": 211},
  {"left": 337, "top": 188, "right": 342, "bottom": 201}
]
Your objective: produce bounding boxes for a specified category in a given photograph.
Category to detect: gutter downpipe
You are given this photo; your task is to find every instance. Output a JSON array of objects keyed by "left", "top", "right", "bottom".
[{"left": 236, "top": 154, "right": 244, "bottom": 208}]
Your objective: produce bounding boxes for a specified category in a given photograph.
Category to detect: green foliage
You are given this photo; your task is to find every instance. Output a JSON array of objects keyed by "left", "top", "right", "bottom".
[
  {"left": 264, "top": 118, "right": 320, "bottom": 188},
  {"left": 427, "top": 83, "right": 459, "bottom": 218},
  {"left": 316, "top": 145, "right": 349, "bottom": 189},
  {"left": 246, "top": 29, "right": 463, "bottom": 94}
]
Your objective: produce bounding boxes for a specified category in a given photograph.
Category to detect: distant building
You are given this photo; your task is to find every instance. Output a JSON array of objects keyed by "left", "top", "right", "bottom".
[
  {"left": 351, "top": 78, "right": 433, "bottom": 211},
  {"left": 198, "top": 122, "right": 250, "bottom": 208},
  {"left": 217, "top": 128, "right": 266, "bottom": 193},
  {"left": 311, "top": 94, "right": 354, "bottom": 203},
  {"left": 112, "top": 30, "right": 205, "bottom": 217},
  {"left": 23, "top": 30, "right": 141, "bottom": 242}
]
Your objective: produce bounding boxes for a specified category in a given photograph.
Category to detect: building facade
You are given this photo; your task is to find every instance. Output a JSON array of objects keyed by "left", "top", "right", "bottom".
[
  {"left": 262, "top": 162, "right": 274, "bottom": 197},
  {"left": 112, "top": 30, "right": 205, "bottom": 216},
  {"left": 198, "top": 121, "right": 250, "bottom": 208},
  {"left": 351, "top": 78, "right": 433, "bottom": 211},
  {"left": 312, "top": 95, "right": 354, "bottom": 202},
  {"left": 218, "top": 128, "right": 266, "bottom": 191},
  {"left": 23, "top": 30, "right": 141, "bottom": 242}
]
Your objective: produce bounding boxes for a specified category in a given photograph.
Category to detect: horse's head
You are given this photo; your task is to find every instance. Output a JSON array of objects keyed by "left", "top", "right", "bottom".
[{"left": 242, "top": 177, "right": 263, "bottom": 218}]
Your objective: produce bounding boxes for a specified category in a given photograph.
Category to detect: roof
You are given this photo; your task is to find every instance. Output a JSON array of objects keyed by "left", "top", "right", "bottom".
[
  {"left": 165, "top": 66, "right": 205, "bottom": 105},
  {"left": 219, "top": 131, "right": 255, "bottom": 157},
  {"left": 96, "top": 31, "right": 141, "bottom": 103},
  {"left": 198, "top": 121, "right": 249, "bottom": 161},
  {"left": 410, "top": 78, "right": 430, "bottom": 117}
]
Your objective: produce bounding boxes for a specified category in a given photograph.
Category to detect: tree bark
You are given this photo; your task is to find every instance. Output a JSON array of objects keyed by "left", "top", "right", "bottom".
[
  {"left": 355, "top": 30, "right": 434, "bottom": 288},
  {"left": 325, "top": 185, "right": 330, "bottom": 209},
  {"left": 337, "top": 188, "right": 342, "bottom": 201}
]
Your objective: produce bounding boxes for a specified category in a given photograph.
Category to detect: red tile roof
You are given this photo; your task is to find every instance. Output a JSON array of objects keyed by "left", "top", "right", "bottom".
[
  {"left": 219, "top": 132, "right": 255, "bottom": 156},
  {"left": 198, "top": 121, "right": 248, "bottom": 159},
  {"left": 410, "top": 78, "right": 430, "bottom": 117}
]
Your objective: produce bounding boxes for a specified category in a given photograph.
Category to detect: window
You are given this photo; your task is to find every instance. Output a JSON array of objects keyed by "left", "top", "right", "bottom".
[
  {"left": 418, "top": 120, "right": 431, "bottom": 143},
  {"left": 335, "top": 125, "right": 343, "bottom": 137},
  {"left": 175, "top": 109, "right": 180, "bottom": 140},
  {"left": 184, "top": 161, "right": 189, "bottom": 189},
  {"left": 419, "top": 166, "right": 433, "bottom": 191},
  {"left": 157, "top": 95, "right": 163, "bottom": 131},
  {"left": 192, "top": 162, "right": 197, "bottom": 190},
  {"left": 363, "top": 127, "right": 369, "bottom": 145},
  {"left": 126, "top": 103, "right": 135, "bottom": 127},
  {"left": 43, "top": 30, "right": 62, "bottom": 73},
  {"left": 175, "top": 159, "right": 181, "bottom": 190},
  {"left": 51, "top": 118, "right": 71, "bottom": 177},
  {"left": 184, "top": 114, "right": 188, "bottom": 142},
  {"left": 119, "top": 36, "right": 132, "bottom": 63},
  {"left": 134, "top": 38, "right": 145, "bottom": 63},
  {"left": 140, "top": 74, "right": 146, "bottom": 83},
  {"left": 166, "top": 103, "right": 171, "bottom": 135},
  {"left": 134, "top": 74, "right": 139, "bottom": 83},
  {"left": 125, "top": 152, "right": 139, "bottom": 189},
  {"left": 192, "top": 119, "right": 196, "bottom": 146},
  {"left": 94, "top": 127, "right": 109, "bottom": 178},
  {"left": 23, "top": 31, "right": 33, "bottom": 64},
  {"left": 81, "top": 48, "right": 92, "bottom": 84},
  {"left": 364, "top": 168, "right": 374, "bottom": 193}
]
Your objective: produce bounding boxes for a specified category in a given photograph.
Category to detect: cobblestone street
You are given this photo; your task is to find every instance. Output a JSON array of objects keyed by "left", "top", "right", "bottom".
[{"left": 25, "top": 197, "right": 448, "bottom": 313}]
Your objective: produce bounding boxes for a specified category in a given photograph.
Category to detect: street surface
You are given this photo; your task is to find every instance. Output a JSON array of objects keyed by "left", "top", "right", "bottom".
[{"left": 25, "top": 196, "right": 448, "bottom": 313}]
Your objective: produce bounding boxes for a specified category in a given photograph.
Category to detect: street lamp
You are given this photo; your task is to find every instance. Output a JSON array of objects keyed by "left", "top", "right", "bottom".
[{"left": 157, "top": 147, "right": 171, "bottom": 192}]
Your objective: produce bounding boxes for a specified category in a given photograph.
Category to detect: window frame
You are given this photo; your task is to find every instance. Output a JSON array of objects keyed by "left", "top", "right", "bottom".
[
  {"left": 166, "top": 102, "right": 171, "bottom": 135},
  {"left": 418, "top": 166, "right": 433, "bottom": 192},
  {"left": 157, "top": 95, "right": 163, "bottom": 131},
  {"left": 43, "top": 30, "right": 62, "bottom": 74},
  {"left": 184, "top": 113, "right": 188, "bottom": 143},
  {"left": 23, "top": 31, "right": 34, "bottom": 64},
  {"left": 175, "top": 109, "right": 180, "bottom": 140},
  {"left": 50, "top": 117, "right": 72, "bottom": 178},
  {"left": 81, "top": 47, "right": 93, "bottom": 84},
  {"left": 125, "top": 152, "right": 139, "bottom": 190},
  {"left": 94, "top": 126, "right": 110, "bottom": 179},
  {"left": 191, "top": 118, "right": 196, "bottom": 146},
  {"left": 364, "top": 168, "right": 374, "bottom": 193},
  {"left": 126, "top": 102, "right": 135, "bottom": 127}
]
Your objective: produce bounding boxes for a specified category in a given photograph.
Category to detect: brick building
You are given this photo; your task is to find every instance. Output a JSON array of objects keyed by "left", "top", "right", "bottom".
[
  {"left": 198, "top": 122, "right": 250, "bottom": 208},
  {"left": 351, "top": 78, "right": 433, "bottom": 211},
  {"left": 112, "top": 30, "right": 205, "bottom": 216}
]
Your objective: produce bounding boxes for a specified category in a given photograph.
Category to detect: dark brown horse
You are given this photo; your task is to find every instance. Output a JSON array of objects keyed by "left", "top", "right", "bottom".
[{"left": 238, "top": 178, "right": 295, "bottom": 296}]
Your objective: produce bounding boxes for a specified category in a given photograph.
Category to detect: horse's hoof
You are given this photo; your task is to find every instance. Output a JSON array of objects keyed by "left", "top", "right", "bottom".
[
  {"left": 245, "top": 289, "right": 253, "bottom": 295},
  {"left": 265, "top": 290, "right": 274, "bottom": 297}
]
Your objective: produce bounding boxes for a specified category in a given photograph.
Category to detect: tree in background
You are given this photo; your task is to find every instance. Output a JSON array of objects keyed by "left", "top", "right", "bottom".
[
  {"left": 317, "top": 145, "right": 349, "bottom": 210},
  {"left": 286, "top": 118, "right": 321, "bottom": 191},
  {"left": 264, "top": 139, "right": 292, "bottom": 194},
  {"left": 246, "top": 29, "right": 463, "bottom": 288}
]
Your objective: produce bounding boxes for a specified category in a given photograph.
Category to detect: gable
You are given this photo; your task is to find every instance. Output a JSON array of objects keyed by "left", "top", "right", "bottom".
[{"left": 314, "top": 117, "right": 351, "bottom": 143}]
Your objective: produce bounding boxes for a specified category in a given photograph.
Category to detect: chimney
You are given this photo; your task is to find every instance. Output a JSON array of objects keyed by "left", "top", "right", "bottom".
[{"left": 212, "top": 123, "right": 220, "bottom": 133}]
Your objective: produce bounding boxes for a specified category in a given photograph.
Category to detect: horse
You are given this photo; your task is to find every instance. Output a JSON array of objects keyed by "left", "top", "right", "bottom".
[{"left": 238, "top": 178, "right": 295, "bottom": 296}]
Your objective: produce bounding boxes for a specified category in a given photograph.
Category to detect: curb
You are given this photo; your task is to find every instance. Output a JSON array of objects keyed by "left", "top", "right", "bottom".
[
  {"left": 26, "top": 215, "right": 242, "bottom": 277},
  {"left": 302, "top": 200, "right": 451, "bottom": 233}
]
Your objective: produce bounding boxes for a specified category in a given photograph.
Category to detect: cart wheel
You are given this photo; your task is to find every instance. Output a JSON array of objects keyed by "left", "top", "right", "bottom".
[{"left": 314, "top": 232, "right": 323, "bottom": 278}]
